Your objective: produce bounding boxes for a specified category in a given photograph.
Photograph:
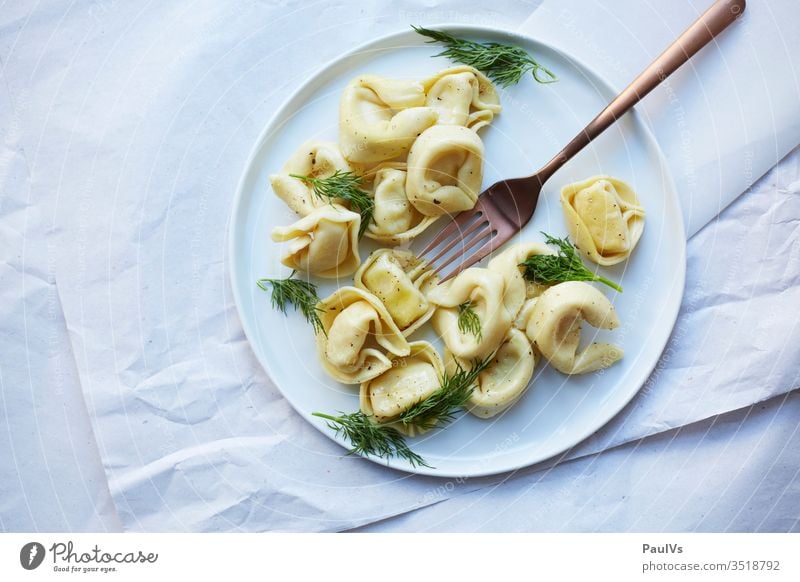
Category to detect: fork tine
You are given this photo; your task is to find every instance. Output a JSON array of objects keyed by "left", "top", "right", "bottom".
[
  {"left": 439, "top": 233, "right": 501, "bottom": 282},
  {"left": 432, "top": 224, "right": 494, "bottom": 275},
  {"left": 425, "top": 214, "right": 489, "bottom": 266},
  {"left": 417, "top": 209, "right": 483, "bottom": 258}
]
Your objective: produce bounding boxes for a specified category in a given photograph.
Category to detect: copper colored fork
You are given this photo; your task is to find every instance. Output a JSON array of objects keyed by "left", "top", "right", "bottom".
[{"left": 418, "top": 0, "right": 745, "bottom": 281}]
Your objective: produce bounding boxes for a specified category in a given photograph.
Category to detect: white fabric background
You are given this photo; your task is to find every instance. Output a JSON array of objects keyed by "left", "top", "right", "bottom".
[{"left": 1, "top": 0, "right": 798, "bottom": 532}]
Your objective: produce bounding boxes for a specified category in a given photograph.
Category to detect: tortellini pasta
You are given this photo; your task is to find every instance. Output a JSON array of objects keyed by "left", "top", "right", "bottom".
[
  {"left": 428, "top": 267, "right": 522, "bottom": 361},
  {"left": 360, "top": 341, "right": 445, "bottom": 436},
  {"left": 406, "top": 124, "right": 485, "bottom": 216},
  {"left": 422, "top": 66, "right": 501, "bottom": 131},
  {"left": 269, "top": 141, "right": 351, "bottom": 216},
  {"left": 363, "top": 165, "right": 438, "bottom": 244},
  {"left": 339, "top": 75, "right": 439, "bottom": 166},
  {"left": 487, "top": 242, "right": 556, "bottom": 318},
  {"left": 524, "top": 281, "right": 623, "bottom": 375},
  {"left": 513, "top": 297, "right": 540, "bottom": 332},
  {"left": 354, "top": 249, "right": 438, "bottom": 337},
  {"left": 561, "top": 175, "right": 645, "bottom": 266},
  {"left": 447, "top": 328, "right": 536, "bottom": 419},
  {"left": 316, "top": 287, "right": 410, "bottom": 384},
  {"left": 270, "top": 204, "right": 361, "bottom": 278}
]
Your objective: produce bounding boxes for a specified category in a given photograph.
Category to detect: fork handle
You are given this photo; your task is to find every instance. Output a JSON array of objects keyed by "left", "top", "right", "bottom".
[{"left": 536, "top": 0, "right": 746, "bottom": 185}]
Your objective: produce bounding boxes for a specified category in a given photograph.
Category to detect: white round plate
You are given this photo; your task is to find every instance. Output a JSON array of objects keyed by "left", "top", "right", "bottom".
[{"left": 229, "top": 25, "right": 686, "bottom": 477}]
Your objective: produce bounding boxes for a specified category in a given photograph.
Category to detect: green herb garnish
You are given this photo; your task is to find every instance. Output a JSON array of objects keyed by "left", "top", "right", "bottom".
[
  {"left": 256, "top": 271, "right": 324, "bottom": 333},
  {"left": 457, "top": 300, "right": 482, "bottom": 340},
  {"left": 312, "top": 357, "right": 492, "bottom": 467},
  {"left": 398, "top": 355, "right": 492, "bottom": 431},
  {"left": 519, "top": 233, "right": 623, "bottom": 292},
  {"left": 312, "top": 411, "right": 431, "bottom": 468},
  {"left": 412, "top": 25, "right": 557, "bottom": 87},
  {"left": 290, "top": 170, "right": 373, "bottom": 238}
]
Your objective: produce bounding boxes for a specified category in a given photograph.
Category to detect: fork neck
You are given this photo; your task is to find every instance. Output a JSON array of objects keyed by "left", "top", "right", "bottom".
[
  {"left": 535, "top": 150, "right": 571, "bottom": 186},
  {"left": 531, "top": 0, "right": 745, "bottom": 187}
]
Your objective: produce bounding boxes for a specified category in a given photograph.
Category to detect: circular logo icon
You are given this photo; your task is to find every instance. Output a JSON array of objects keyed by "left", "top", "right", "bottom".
[{"left": 20, "top": 542, "right": 45, "bottom": 570}]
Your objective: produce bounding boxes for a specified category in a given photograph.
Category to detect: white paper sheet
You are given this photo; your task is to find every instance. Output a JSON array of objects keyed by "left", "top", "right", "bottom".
[
  {"left": 2, "top": 0, "right": 798, "bottom": 532},
  {"left": 0, "top": 73, "right": 121, "bottom": 531}
]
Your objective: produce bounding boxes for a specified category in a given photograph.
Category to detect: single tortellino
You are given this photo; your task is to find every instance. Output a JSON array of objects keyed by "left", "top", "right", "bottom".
[
  {"left": 525, "top": 281, "right": 623, "bottom": 375},
  {"left": 447, "top": 328, "right": 536, "bottom": 419},
  {"left": 354, "top": 249, "right": 438, "bottom": 337},
  {"left": 487, "top": 242, "right": 556, "bottom": 318},
  {"left": 269, "top": 141, "right": 351, "bottom": 216},
  {"left": 406, "top": 125, "right": 484, "bottom": 217},
  {"left": 360, "top": 341, "right": 445, "bottom": 436},
  {"left": 428, "top": 268, "right": 521, "bottom": 361},
  {"left": 339, "top": 75, "right": 439, "bottom": 165},
  {"left": 316, "top": 287, "right": 410, "bottom": 384},
  {"left": 422, "top": 65, "right": 501, "bottom": 131},
  {"left": 270, "top": 204, "right": 361, "bottom": 278},
  {"left": 364, "top": 165, "right": 439, "bottom": 244},
  {"left": 561, "top": 175, "right": 645, "bottom": 266}
]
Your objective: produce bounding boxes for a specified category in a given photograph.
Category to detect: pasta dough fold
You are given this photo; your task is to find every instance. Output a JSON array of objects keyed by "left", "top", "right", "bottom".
[
  {"left": 524, "top": 281, "right": 623, "bottom": 375},
  {"left": 271, "top": 204, "right": 361, "bottom": 278},
  {"left": 428, "top": 268, "right": 521, "bottom": 361},
  {"left": 447, "top": 328, "right": 535, "bottom": 419},
  {"left": 339, "top": 75, "right": 438, "bottom": 165},
  {"left": 406, "top": 125, "right": 484, "bottom": 217},
  {"left": 561, "top": 175, "right": 645, "bottom": 266},
  {"left": 422, "top": 65, "right": 501, "bottom": 131},
  {"left": 354, "top": 249, "right": 437, "bottom": 336},
  {"left": 269, "top": 141, "right": 351, "bottom": 216},
  {"left": 316, "top": 287, "right": 410, "bottom": 384},
  {"left": 364, "top": 165, "right": 438, "bottom": 244},
  {"left": 360, "top": 341, "right": 444, "bottom": 436}
]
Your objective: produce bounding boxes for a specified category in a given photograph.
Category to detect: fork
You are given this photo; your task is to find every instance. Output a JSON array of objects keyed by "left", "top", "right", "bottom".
[{"left": 418, "top": 0, "right": 746, "bottom": 281}]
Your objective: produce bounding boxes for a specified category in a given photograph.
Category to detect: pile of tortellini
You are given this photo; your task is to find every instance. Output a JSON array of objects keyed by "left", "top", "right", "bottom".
[
  {"left": 269, "top": 65, "right": 501, "bottom": 275},
  {"left": 267, "top": 65, "right": 645, "bottom": 435}
]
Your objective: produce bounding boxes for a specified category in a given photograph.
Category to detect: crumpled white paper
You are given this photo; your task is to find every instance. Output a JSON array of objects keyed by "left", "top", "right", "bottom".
[
  {"left": 0, "top": 74, "right": 120, "bottom": 531},
  {"left": 2, "top": 0, "right": 798, "bottom": 532}
]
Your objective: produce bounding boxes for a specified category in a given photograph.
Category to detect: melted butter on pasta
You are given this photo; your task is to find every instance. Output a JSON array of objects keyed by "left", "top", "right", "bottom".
[
  {"left": 354, "top": 249, "right": 437, "bottom": 336},
  {"left": 269, "top": 141, "right": 351, "bottom": 216},
  {"left": 406, "top": 125, "right": 484, "bottom": 216},
  {"left": 561, "top": 175, "right": 645, "bottom": 266},
  {"left": 364, "top": 165, "right": 438, "bottom": 244},
  {"left": 316, "top": 287, "right": 410, "bottom": 384},
  {"left": 270, "top": 204, "right": 361, "bottom": 278},
  {"left": 339, "top": 75, "right": 438, "bottom": 166},
  {"left": 360, "top": 341, "right": 444, "bottom": 436},
  {"left": 525, "top": 281, "right": 623, "bottom": 375},
  {"left": 422, "top": 66, "right": 501, "bottom": 130}
]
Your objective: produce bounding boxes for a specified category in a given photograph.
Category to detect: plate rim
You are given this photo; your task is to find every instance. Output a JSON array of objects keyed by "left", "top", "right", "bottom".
[{"left": 228, "top": 23, "right": 687, "bottom": 478}]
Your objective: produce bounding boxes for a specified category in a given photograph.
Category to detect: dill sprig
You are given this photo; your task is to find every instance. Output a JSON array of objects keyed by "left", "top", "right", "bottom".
[
  {"left": 519, "top": 233, "right": 623, "bottom": 292},
  {"left": 457, "top": 300, "right": 482, "bottom": 340},
  {"left": 398, "top": 355, "right": 492, "bottom": 431},
  {"left": 312, "top": 357, "right": 492, "bottom": 467},
  {"left": 290, "top": 170, "right": 373, "bottom": 238},
  {"left": 256, "top": 271, "right": 324, "bottom": 333},
  {"left": 412, "top": 25, "right": 557, "bottom": 88},
  {"left": 312, "top": 411, "right": 430, "bottom": 468}
]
